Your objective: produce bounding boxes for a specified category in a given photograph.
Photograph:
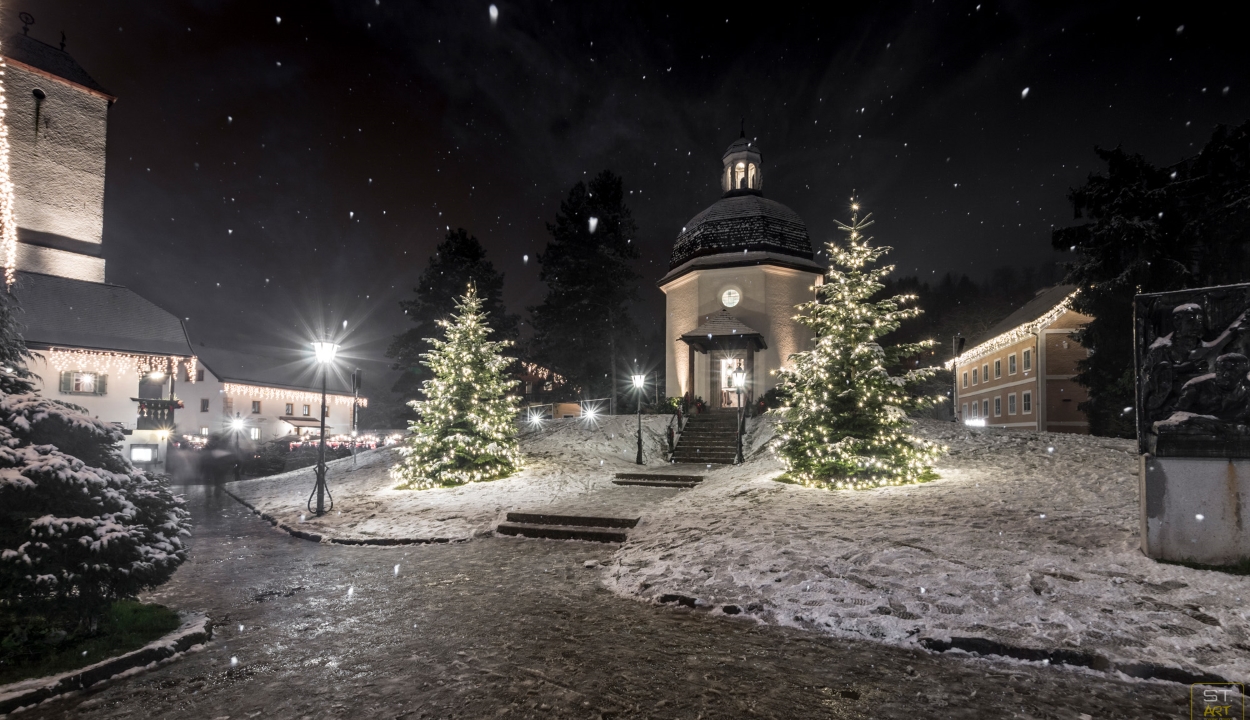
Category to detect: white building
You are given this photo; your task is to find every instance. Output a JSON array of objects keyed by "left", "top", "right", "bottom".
[
  {"left": 659, "top": 132, "right": 824, "bottom": 410},
  {"left": 177, "top": 347, "right": 365, "bottom": 445}
]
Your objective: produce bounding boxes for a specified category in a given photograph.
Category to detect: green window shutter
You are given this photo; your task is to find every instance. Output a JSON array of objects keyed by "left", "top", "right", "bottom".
[
  {"left": 59, "top": 371, "right": 72, "bottom": 393},
  {"left": 96, "top": 374, "right": 108, "bottom": 395}
]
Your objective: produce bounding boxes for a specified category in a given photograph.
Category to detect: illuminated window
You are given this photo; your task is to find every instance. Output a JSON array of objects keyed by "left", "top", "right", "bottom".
[
  {"left": 1008, "top": 393, "right": 1017, "bottom": 415},
  {"left": 1022, "top": 391, "right": 1032, "bottom": 413},
  {"left": 199, "top": 426, "right": 209, "bottom": 436},
  {"left": 73, "top": 372, "right": 96, "bottom": 393},
  {"left": 1023, "top": 349, "right": 1032, "bottom": 371},
  {"left": 249, "top": 427, "right": 259, "bottom": 440},
  {"left": 302, "top": 404, "right": 311, "bottom": 416},
  {"left": 130, "top": 445, "right": 156, "bottom": 463},
  {"left": 721, "top": 288, "right": 740, "bottom": 308},
  {"left": 748, "top": 163, "right": 757, "bottom": 188},
  {"left": 1008, "top": 354, "right": 1017, "bottom": 375},
  {"left": 735, "top": 161, "right": 747, "bottom": 189}
]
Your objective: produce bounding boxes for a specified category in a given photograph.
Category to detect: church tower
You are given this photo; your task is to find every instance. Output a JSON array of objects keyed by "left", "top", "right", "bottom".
[
  {"left": 2, "top": 22, "right": 113, "bottom": 282},
  {"left": 659, "top": 131, "right": 824, "bottom": 410}
]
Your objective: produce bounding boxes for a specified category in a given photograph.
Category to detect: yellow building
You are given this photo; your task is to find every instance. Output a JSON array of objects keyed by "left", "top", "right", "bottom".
[
  {"left": 659, "top": 132, "right": 823, "bottom": 410},
  {"left": 950, "top": 285, "right": 1092, "bottom": 433}
]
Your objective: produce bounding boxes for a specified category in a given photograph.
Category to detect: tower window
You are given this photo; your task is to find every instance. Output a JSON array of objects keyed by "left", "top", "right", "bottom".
[
  {"left": 748, "top": 163, "right": 757, "bottom": 188},
  {"left": 735, "top": 162, "right": 747, "bottom": 189}
]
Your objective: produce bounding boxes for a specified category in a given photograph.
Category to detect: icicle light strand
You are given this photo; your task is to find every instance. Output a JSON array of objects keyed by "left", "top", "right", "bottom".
[
  {"left": 942, "top": 290, "right": 1079, "bottom": 369},
  {"left": 48, "top": 348, "right": 198, "bottom": 382},
  {"left": 0, "top": 53, "right": 19, "bottom": 289},
  {"left": 223, "top": 382, "right": 366, "bottom": 407}
]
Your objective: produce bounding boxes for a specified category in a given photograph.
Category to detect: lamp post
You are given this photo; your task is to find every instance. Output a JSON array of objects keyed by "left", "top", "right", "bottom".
[
  {"left": 631, "top": 372, "right": 646, "bottom": 465},
  {"left": 230, "top": 413, "right": 244, "bottom": 481},
  {"left": 311, "top": 337, "right": 339, "bottom": 516},
  {"left": 732, "top": 365, "right": 746, "bottom": 465}
]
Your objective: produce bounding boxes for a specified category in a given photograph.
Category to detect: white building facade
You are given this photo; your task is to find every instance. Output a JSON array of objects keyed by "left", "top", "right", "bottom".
[{"left": 659, "top": 134, "right": 824, "bottom": 410}]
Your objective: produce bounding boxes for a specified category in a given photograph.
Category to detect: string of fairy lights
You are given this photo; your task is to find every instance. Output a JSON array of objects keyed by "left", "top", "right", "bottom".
[
  {"left": 222, "top": 382, "right": 367, "bottom": 408},
  {"left": 0, "top": 50, "right": 19, "bottom": 289},
  {"left": 47, "top": 348, "right": 199, "bottom": 381},
  {"left": 942, "top": 290, "right": 1079, "bottom": 369}
]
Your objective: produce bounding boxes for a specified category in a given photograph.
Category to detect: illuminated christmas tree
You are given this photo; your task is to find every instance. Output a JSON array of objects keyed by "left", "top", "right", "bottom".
[
  {"left": 393, "top": 286, "right": 522, "bottom": 489},
  {"left": 772, "top": 199, "right": 943, "bottom": 489}
]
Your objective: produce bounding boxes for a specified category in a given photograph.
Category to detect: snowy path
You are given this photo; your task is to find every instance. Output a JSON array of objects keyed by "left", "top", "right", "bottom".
[
  {"left": 607, "top": 419, "right": 1250, "bottom": 684},
  {"left": 19, "top": 483, "right": 1189, "bottom": 718}
]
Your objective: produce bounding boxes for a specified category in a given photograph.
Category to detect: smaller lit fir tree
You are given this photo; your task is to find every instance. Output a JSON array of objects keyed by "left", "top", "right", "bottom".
[
  {"left": 772, "top": 198, "right": 943, "bottom": 489},
  {"left": 393, "top": 286, "right": 522, "bottom": 489}
]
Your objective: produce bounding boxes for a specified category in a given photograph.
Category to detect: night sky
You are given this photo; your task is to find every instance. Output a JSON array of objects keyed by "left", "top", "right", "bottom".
[{"left": 6, "top": 1, "right": 1250, "bottom": 386}]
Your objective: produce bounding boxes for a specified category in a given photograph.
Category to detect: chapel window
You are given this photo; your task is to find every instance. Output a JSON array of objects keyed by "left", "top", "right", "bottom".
[
  {"left": 735, "top": 162, "right": 747, "bottom": 189},
  {"left": 748, "top": 163, "right": 757, "bottom": 189}
]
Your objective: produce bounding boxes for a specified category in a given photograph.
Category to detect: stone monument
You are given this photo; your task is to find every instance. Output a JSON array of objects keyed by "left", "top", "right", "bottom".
[{"left": 1136, "top": 283, "right": 1250, "bottom": 564}]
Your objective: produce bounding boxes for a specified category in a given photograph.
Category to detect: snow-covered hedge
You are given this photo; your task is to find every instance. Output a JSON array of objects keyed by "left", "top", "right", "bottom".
[{"left": 0, "top": 371, "right": 190, "bottom": 624}]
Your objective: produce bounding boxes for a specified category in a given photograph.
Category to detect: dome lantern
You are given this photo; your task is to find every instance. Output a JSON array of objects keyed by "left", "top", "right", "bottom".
[{"left": 721, "top": 130, "right": 762, "bottom": 195}]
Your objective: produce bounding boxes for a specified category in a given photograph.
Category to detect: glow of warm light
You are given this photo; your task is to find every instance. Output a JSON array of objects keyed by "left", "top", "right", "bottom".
[
  {"left": 0, "top": 51, "right": 17, "bottom": 288},
  {"left": 964, "top": 418, "right": 987, "bottom": 427},
  {"left": 732, "top": 370, "right": 746, "bottom": 388},
  {"left": 312, "top": 340, "right": 340, "bottom": 364},
  {"left": 943, "top": 290, "right": 1079, "bottom": 369},
  {"left": 230, "top": 417, "right": 246, "bottom": 431},
  {"left": 222, "top": 382, "right": 366, "bottom": 407},
  {"left": 148, "top": 371, "right": 165, "bottom": 380},
  {"left": 631, "top": 374, "right": 645, "bottom": 389},
  {"left": 47, "top": 349, "right": 198, "bottom": 382}
]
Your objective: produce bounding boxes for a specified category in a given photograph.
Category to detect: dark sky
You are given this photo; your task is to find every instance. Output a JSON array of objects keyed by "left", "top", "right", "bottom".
[{"left": 6, "top": 1, "right": 1250, "bottom": 381}]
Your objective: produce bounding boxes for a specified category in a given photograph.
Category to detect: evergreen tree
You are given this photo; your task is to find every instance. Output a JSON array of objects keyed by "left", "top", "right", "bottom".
[
  {"left": 388, "top": 228, "right": 518, "bottom": 402},
  {"left": 529, "top": 171, "right": 639, "bottom": 406},
  {"left": 773, "top": 201, "right": 942, "bottom": 488},
  {"left": 392, "top": 286, "right": 521, "bottom": 490},
  {"left": 1053, "top": 120, "right": 1250, "bottom": 437},
  {"left": 0, "top": 292, "right": 190, "bottom": 630}
]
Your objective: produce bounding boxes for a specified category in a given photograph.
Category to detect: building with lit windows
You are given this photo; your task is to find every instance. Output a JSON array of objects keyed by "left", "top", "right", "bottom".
[
  {"left": 659, "top": 131, "right": 823, "bottom": 410},
  {"left": 177, "top": 347, "right": 366, "bottom": 446},
  {"left": 949, "top": 285, "right": 1091, "bottom": 433}
]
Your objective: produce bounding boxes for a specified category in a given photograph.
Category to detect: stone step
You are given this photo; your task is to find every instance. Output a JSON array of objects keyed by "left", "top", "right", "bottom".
[
  {"left": 613, "top": 473, "right": 705, "bottom": 482},
  {"left": 504, "top": 512, "right": 639, "bottom": 528},
  {"left": 496, "top": 522, "right": 628, "bottom": 543},
  {"left": 612, "top": 479, "right": 700, "bottom": 488},
  {"left": 671, "top": 455, "right": 736, "bottom": 464}
]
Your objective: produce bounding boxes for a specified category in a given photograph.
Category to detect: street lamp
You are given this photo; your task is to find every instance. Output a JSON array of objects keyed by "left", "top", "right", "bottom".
[
  {"left": 732, "top": 365, "right": 746, "bottom": 464},
  {"left": 632, "top": 372, "right": 646, "bottom": 465},
  {"left": 230, "top": 413, "right": 244, "bottom": 481},
  {"left": 310, "top": 337, "right": 339, "bottom": 516}
]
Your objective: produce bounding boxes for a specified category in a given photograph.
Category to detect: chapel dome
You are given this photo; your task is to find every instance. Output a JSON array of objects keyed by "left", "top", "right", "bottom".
[{"left": 669, "top": 134, "right": 814, "bottom": 269}]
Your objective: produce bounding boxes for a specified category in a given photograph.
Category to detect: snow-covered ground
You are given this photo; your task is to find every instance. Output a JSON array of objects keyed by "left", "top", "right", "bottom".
[
  {"left": 226, "top": 415, "right": 679, "bottom": 541},
  {"left": 227, "top": 414, "right": 1250, "bottom": 681},
  {"left": 607, "top": 418, "right": 1250, "bottom": 683}
]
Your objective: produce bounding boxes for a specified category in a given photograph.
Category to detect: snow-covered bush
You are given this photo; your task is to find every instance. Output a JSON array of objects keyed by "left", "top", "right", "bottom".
[{"left": 0, "top": 370, "right": 190, "bottom": 626}]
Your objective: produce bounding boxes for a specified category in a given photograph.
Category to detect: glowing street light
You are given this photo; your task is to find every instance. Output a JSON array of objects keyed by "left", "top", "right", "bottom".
[
  {"left": 632, "top": 373, "right": 646, "bottom": 465},
  {"left": 310, "top": 336, "right": 340, "bottom": 516}
]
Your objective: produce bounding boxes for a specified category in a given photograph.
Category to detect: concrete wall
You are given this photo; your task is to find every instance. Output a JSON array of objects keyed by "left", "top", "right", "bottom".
[
  {"left": 661, "top": 262, "right": 818, "bottom": 403},
  {"left": 3, "top": 61, "right": 109, "bottom": 282},
  {"left": 1141, "top": 455, "right": 1250, "bottom": 565}
]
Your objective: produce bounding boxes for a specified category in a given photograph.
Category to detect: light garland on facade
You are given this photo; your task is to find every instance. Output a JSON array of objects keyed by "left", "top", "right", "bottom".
[
  {"left": 0, "top": 54, "right": 19, "bottom": 289},
  {"left": 48, "top": 348, "right": 198, "bottom": 382},
  {"left": 222, "top": 382, "right": 367, "bottom": 407},
  {"left": 519, "top": 361, "right": 565, "bottom": 385},
  {"left": 943, "top": 290, "right": 1079, "bottom": 370}
]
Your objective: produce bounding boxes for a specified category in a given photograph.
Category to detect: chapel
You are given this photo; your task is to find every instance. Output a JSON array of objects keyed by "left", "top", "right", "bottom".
[{"left": 659, "top": 132, "right": 824, "bottom": 410}]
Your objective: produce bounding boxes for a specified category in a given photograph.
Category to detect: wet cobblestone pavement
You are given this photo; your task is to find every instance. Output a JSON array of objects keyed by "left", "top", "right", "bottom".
[{"left": 18, "top": 484, "right": 1193, "bottom": 719}]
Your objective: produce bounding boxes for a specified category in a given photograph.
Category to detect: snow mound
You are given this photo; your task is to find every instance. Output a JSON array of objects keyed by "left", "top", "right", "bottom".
[{"left": 605, "top": 419, "right": 1250, "bottom": 682}]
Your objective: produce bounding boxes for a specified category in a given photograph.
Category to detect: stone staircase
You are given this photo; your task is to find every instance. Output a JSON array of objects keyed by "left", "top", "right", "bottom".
[
  {"left": 670, "top": 412, "right": 740, "bottom": 465},
  {"left": 612, "top": 472, "right": 704, "bottom": 489},
  {"left": 495, "top": 512, "right": 639, "bottom": 543}
]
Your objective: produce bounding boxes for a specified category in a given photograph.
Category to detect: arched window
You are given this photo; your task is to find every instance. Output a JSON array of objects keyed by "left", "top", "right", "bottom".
[
  {"left": 735, "top": 162, "right": 747, "bottom": 189},
  {"left": 725, "top": 166, "right": 733, "bottom": 192},
  {"left": 748, "top": 163, "right": 757, "bottom": 189}
]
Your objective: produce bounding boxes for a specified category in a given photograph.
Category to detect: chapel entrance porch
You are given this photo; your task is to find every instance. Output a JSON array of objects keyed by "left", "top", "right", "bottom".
[{"left": 679, "top": 310, "right": 768, "bottom": 413}]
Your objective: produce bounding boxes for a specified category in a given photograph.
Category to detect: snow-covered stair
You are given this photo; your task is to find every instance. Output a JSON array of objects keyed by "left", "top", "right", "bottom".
[
  {"left": 612, "top": 472, "right": 704, "bottom": 488},
  {"left": 671, "top": 412, "right": 739, "bottom": 464},
  {"left": 495, "top": 512, "right": 639, "bottom": 543}
]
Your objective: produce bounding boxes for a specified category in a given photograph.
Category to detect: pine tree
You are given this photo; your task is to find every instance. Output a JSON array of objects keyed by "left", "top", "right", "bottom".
[
  {"left": 388, "top": 228, "right": 518, "bottom": 405},
  {"left": 772, "top": 200, "right": 943, "bottom": 489},
  {"left": 393, "top": 286, "right": 521, "bottom": 490},
  {"left": 529, "top": 171, "right": 639, "bottom": 405}
]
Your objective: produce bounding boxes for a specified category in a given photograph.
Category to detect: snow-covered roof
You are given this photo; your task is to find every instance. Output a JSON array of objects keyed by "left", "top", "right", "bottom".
[
  {"left": 11, "top": 271, "right": 193, "bottom": 356},
  {"left": 947, "top": 284, "right": 1080, "bottom": 368},
  {"left": 670, "top": 194, "right": 814, "bottom": 269},
  {"left": 680, "top": 310, "right": 768, "bottom": 352},
  {"left": 196, "top": 345, "right": 359, "bottom": 396},
  {"left": 2, "top": 32, "right": 113, "bottom": 99},
  {"left": 658, "top": 249, "right": 824, "bottom": 287}
]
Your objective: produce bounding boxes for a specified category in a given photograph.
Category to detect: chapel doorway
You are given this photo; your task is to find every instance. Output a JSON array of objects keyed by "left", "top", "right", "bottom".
[{"left": 718, "top": 357, "right": 745, "bottom": 410}]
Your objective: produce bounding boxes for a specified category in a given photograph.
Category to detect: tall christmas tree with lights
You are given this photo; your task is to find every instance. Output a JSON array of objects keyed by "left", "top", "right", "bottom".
[
  {"left": 772, "top": 198, "right": 943, "bottom": 489},
  {"left": 393, "top": 286, "right": 522, "bottom": 490}
]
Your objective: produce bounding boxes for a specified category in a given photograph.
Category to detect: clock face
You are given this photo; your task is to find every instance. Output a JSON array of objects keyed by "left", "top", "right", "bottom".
[{"left": 721, "top": 288, "right": 741, "bottom": 308}]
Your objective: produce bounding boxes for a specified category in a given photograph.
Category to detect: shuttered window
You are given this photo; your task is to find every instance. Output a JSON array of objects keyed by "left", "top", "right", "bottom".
[{"left": 59, "top": 371, "right": 108, "bottom": 396}]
